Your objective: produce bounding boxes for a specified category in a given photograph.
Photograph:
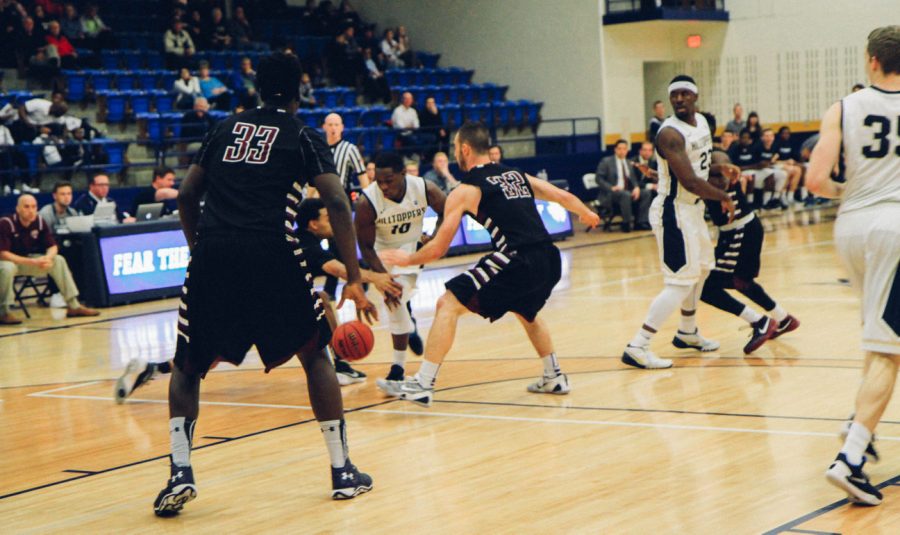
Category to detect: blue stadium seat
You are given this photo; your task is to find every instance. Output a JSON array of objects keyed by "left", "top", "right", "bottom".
[
  {"left": 91, "top": 71, "right": 114, "bottom": 92},
  {"left": 340, "top": 107, "right": 362, "bottom": 128},
  {"left": 115, "top": 71, "right": 137, "bottom": 91},
  {"left": 526, "top": 101, "right": 543, "bottom": 126},
  {"left": 138, "top": 71, "right": 159, "bottom": 90},
  {"left": 377, "top": 127, "right": 396, "bottom": 152},
  {"left": 153, "top": 91, "right": 175, "bottom": 113},
  {"left": 442, "top": 103, "right": 462, "bottom": 128},
  {"left": 94, "top": 139, "right": 128, "bottom": 173},
  {"left": 102, "top": 51, "right": 121, "bottom": 70},
  {"left": 360, "top": 105, "right": 388, "bottom": 127},
  {"left": 63, "top": 71, "right": 87, "bottom": 102},
  {"left": 123, "top": 50, "right": 143, "bottom": 70},
  {"left": 460, "top": 85, "right": 477, "bottom": 104},
  {"left": 136, "top": 112, "right": 162, "bottom": 144},
  {"left": 130, "top": 91, "right": 152, "bottom": 115},
  {"left": 417, "top": 52, "right": 441, "bottom": 68},
  {"left": 145, "top": 52, "right": 164, "bottom": 69},
  {"left": 104, "top": 91, "right": 128, "bottom": 123},
  {"left": 18, "top": 143, "right": 41, "bottom": 176}
]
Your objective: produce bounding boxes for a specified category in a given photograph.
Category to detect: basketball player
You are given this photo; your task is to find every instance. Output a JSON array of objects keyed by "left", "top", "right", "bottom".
[
  {"left": 354, "top": 152, "right": 446, "bottom": 395},
  {"left": 700, "top": 151, "right": 800, "bottom": 353},
  {"left": 810, "top": 26, "right": 900, "bottom": 506},
  {"left": 152, "top": 53, "right": 378, "bottom": 517},
  {"left": 622, "top": 75, "right": 737, "bottom": 369},
  {"left": 378, "top": 121, "right": 600, "bottom": 407},
  {"left": 113, "top": 198, "right": 404, "bottom": 401}
]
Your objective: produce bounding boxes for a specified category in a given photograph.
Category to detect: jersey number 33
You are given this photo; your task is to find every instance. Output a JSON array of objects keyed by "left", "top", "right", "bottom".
[{"left": 222, "top": 122, "right": 280, "bottom": 164}]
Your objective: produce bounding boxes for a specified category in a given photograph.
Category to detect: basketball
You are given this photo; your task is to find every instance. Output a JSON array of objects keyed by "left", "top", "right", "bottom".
[{"left": 331, "top": 321, "right": 375, "bottom": 361}]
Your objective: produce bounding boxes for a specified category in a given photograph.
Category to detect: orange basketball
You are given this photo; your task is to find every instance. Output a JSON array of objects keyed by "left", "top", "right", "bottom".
[{"left": 331, "top": 321, "right": 375, "bottom": 361}]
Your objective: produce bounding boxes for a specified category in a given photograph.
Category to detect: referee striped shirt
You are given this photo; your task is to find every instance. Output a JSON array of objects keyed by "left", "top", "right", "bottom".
[{"left": 329, "top": 138, "right": 366, "bottom": 191}]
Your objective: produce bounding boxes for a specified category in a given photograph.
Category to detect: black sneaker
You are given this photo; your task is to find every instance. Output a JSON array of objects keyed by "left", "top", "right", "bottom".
[
  {"left": 334, "top": 359, "right": 367, "bottom": 386},
  {"left": 743, "top": 317, "right": 776, "bottom": 354},
  {"left": 408, "top": 329, "right": 424, "bottom": 356},
  {"left": 331, "top": 459, "right": 373, "bottom": 500},
  {"left": 825, "top": 453, "right": 882, "bottom": 506},
  {"left": 153, "top": 464, "right": 197, "bottom": 517},
  {"left": 772, "top": 315, "right": 800, "bottom": 339},
  {"left": 375, "top": 365, "right": 406, "bottom": 396}
]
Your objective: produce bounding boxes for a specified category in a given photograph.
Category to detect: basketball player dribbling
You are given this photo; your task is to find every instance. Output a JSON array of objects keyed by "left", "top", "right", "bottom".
[
  {"left": 152, "top": 53, "right": 378, "bottom": 516},
  {"left": 809, "top": 26, "right": 900, "bottom": 506},
  {"left": 378, "top": 121, "right": 600, "bottom": 407},
  {"left": 354, "top": 152, "right": 447, "bottom": 395},
  {"left": 622, "top": 75, "right": 737, "bottom": 370}
]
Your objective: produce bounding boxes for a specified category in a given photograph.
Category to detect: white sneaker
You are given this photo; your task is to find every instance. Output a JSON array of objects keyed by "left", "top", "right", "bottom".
[
  {"left": 49, "top": 293, "right": 67, "bottom": 308},
  {"left": 397, "top": 376, "right": 434, "bottom": 408},
  {"left": 527, "top": 373, "right": 570, "bottom": 395},
  {"left": 114, "top": 357, "right": 153, "bottom": 404},
  {"left": 375, "top": 378, "right": 405, "bottom": 396},
  {"left": 22, "top": 184, "right": 40, "bottom": 194},
  {"left": 621, "top": 345, "right": 673, "bottom": 369},
  {"left": 672, "top": 329, "right": 720, "bottom": 352}
]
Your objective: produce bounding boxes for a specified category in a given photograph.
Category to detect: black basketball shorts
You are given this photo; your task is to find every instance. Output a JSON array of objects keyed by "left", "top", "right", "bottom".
[
  {"left": 174, "top": 232, "right": 332, "bottom": 377},
  {"left": 445, "top": 243, "right": 561, "bottom": 323},
  {"left": 708, "top": 216, "right": 764, "bottom": 286}
]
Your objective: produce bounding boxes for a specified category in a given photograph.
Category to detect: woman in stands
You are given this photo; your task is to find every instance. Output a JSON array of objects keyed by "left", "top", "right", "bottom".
[
  {"left": 173, "top": 68, "right": 201, "bottom": 110},
  {"left": 746, "top": 111, "right": 763, "bottom": 142}
]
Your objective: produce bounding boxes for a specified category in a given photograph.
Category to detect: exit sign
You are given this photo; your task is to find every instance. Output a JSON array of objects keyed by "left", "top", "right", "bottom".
[{"left": 687, "top": 34, "right": 702, "bottom": 48}]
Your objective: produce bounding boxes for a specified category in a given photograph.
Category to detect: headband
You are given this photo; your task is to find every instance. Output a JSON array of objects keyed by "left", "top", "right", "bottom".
[{"left": 668, "top": 81, "right": 698, "bottom": 95}]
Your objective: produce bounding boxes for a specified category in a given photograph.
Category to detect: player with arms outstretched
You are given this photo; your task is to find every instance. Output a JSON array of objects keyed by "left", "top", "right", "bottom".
[
  {"left": 810, "top": 26, "right": 900, "bottom": 506},
  {"left": 379, "top": 121, "right": 600, "bottom": 407},
  {"left": 354, "top": 152, "right": 446, "bottom": 394},
  {"left": 622, "top": 75, "right": 737, "bottom": 369},
  {"left": 152, "top": 53, "right": 377, "bottom": 517}
]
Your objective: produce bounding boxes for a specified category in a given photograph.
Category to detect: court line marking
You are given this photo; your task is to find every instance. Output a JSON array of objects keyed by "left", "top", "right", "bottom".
[{"left": 29, "top": 391, "right": 314, "bottom": 411}]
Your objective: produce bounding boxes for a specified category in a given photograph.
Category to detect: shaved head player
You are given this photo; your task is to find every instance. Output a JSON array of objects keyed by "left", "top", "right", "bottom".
[{"left": 153, "top": 53, "right": 377, "bottom": 516}]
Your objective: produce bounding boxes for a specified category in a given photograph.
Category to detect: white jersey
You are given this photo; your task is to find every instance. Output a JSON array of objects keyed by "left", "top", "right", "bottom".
[
  {"left": 362, "top": 174, "right": 428, "bottom": 275},
  {"left": 656, "top": 113, "right": 713, "bottom": 205},
  {"left": 839, "top": 86, "right": 900, "bottom": 214}
]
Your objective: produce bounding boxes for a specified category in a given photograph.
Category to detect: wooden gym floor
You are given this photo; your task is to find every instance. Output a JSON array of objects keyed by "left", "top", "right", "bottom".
[{"left": 2, "top": 207, "right": 898, "bottom": 534}]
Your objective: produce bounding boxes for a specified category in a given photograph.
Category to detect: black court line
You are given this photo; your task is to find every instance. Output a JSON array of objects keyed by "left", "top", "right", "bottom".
[
  {"left": 202, "top": 436, "right": 234, "bottom": 441},
  {"left": 785, "top": 529, "right": 841, "bottom": 535},
  {"left": 0, "top": 308, "right": 176, "bottom": 340},
  {"left": 762, "top": 473, "right": 900, "bottom": 534},
  {"left": 61, "top": 469, "right": 96, "bottom": 475}
]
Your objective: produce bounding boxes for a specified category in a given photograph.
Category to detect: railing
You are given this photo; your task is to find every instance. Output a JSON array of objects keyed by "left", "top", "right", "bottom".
[{"left": 605, "top": 0, "right": 726, "bottom": 14}]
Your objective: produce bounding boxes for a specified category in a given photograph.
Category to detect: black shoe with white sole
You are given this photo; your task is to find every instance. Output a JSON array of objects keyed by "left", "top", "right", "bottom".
[
  {"left": 153, "top": 464, "right": 197, "bottom": 517},
  {"left": 825, "top": 453, "right": 882, "bottom": 506},
  {"left": 331, "top": 460, "right": 373, "bottom": 500}
]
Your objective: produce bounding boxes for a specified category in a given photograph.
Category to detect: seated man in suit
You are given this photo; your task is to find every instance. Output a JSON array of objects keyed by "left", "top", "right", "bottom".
[
  {"left": 595, "top": 139, "right": 651, "bottom": 232},
  {"left": 630, "top": 141, "right": 658, "bottom": 230},
  {"left": 72, "top": 173, "right": 135, "bottom": 223}
]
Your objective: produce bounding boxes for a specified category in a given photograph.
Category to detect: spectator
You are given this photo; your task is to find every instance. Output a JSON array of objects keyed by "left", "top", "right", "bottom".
[
  {"left": 207, "top": 7, "right": 232, "bottom": 50},
  {"left": 164, "top": 18, "right": 195, "bottom": 70},
  {"left": 594, "top": 139, "right": 648, "bottom": 233},
  {"left": 299, "top": 72, "right": 317, "bottom": 108},
  {"left": 718, "top": 130, "right": 736, "bottom": 151},
  {"left": 186, "top": 8, "right": 204, "bottom": 47},
  {"left": 33, "top": 124, "right": 67, "bottom": 170},
  {"left": 392, "top": 91, "right": 423, "bottom": 158},
  {"left": 758, "top": 128, "right": 789, "bottom": 208},
  {"left": 32, "top": 4, "right": 50, "bottom": 29},
  {"left": 380, "top": 28, "right": 402, "bottom": 68},
  {"left": 361, "top": 47, "right": 390, "bottom": 103},
  {"left": 0, "top": 121, "right": 26, "bottom": 196},
  {"left": 395, "top": 25, "right": 417, "bottom": 68},
  {"left": 131, "top": 166, "right": 178, "bottom": 216},
  {"left": 404, "top": 159, "right": 419, "bottom": 177},
  {"left": 228, "top": 5, "right": 263, "bottom": 50},
  {"left": 36, "top": 0, "right": 64, "bottom": 17},
  {"left": 773, "top": 126, "right": 807, "bottom": 205},
  {"left": 647, "top": 100, "right": 665, "bottom": 141},
  {"left": 488, "top": 144, "right": 503, "bottom": 164},
  {"left": 0, "top": 0, "right": 26, "bottom": 68},
  {"left": 16, "top": 16, "right": 56, "bottom": 85},
  {"left": 44, "top": 20, "right": 77, "bottom": 69},
  {"left": 322, "top": 112, "right": 368, "bottom": 192},
  {"left": 79, "top": 2, "right": 113, "bottom": 49},
  {"left": 172, "top": 67, "right": 202, "bottom": 110},
  {"left": 364, "top": 159, "right": 375, "bottom": 186},
  {"left": 725, "top": 102, "right": 745, "bottom": 134},
  {"left": 72, "top": 173, "right": 132, "bottom": 221},
  {"left": 419, "top": 96, "right": 448, "bottom": 158},
  {"left": 728, "top": 128, "right": 774, "bottom": 210},
  {"left": 60, "top": 3, "right": 82, "bottom": 43},
  {"left": 233, "top": 57, "right": 259, "bottom": 108},
  {"left": 0, "top": 194, "right": 99, "bottom": 324},
  {"left": 13, "top": 97, "right": 67, "bottom": 145},
  {"left": 423, "top": 151, "right": 458, "bottom": 193},
  {"left": 197, "top": 61, "right": 231, "bottom": 109},
  {"left": 38, "top": 180, "right": 77, "bottom": 228},
  {"left": 631, "top": 141, "right": 659, "bottom": 203},
  {"left": 178, "top": 98, "right": 214, "bottom": 165},
  {"left": 745, "top": 111, "right": 762, "bottom": 141}
]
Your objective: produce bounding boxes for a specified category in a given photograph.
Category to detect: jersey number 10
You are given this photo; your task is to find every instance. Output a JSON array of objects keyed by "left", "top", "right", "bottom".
[
  {"left": 391, "top": 222, "right": 411, "bottom": 234},
  {"left": 862, "top": 114, "right": 900, "bottom": 159},
  {"left": 223, "top": 122, "right": 280, "bottom": 164}
]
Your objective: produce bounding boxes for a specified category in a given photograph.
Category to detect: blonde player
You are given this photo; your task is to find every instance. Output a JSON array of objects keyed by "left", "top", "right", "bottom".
[
  {"left": 622, "top": 75, "right": 737, "bottom": 369},
  {"left": 810, "top": 26, "right": 900, "bottom": 506},
  {"left": 355, "top": 152, "right": 446, "bottom": 394}
]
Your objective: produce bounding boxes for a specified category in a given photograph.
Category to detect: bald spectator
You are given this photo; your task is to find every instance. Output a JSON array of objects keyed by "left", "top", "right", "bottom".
[
  {"left": 488, "top": 144, "right": 503, "bottom": 164},
  {"left": 38, "top": 181, "right": 77, "bottom": 229},
  {"left": 392, "top": 92, "right": 424, "bottom": 158},
  {"left": 423, "top": 151, "right": 459, "bottom": 193},
  {"left": 0, "top": 194, "right": 99, "bottom": 324},
  {"left": 178, "top": 97, "right": 213, "bottom": 164},
  {"left": 44, "top": 20, "right": 77, "bottom": 69}
]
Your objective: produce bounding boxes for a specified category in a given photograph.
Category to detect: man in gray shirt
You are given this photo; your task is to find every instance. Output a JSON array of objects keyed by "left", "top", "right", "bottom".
[
  {"left": 38, "top": 181, "right": 79, "bottom": 229},
  {"left": 725, "top": 102, "right": 745, "bottom": 134}
]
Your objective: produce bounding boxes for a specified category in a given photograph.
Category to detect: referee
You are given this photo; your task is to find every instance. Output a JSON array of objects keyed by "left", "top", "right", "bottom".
[{"left": 321, "top": 112, "right": 368, "bottom": 297}]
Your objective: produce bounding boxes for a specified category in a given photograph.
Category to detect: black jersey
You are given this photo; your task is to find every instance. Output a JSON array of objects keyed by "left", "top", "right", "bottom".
[
  {"left": 727, "top": 141, "right": 762, "bottom": 168},
  {"left": 705, "top": 179, "right": 753, "bottom": 227},
  {"left": 759, "top": 142, "right": 777, "bottom": 162},
  {"left": 462, "top": 162, "right": 550, "bottom": 252},
  {"left": 296, "top": 229, "right": 335, "bottom": 277},
  {"left": 194, "top": 107, "right": 337, "bottom": 236},
  {"left": 774, "top": 139, "right": 798, "bottom": 161}
]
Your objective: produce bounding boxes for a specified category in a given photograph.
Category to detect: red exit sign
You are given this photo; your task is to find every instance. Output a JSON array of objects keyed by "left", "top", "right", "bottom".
[{"left": 687, "top": 34, "right": 702, "bottom": 48}]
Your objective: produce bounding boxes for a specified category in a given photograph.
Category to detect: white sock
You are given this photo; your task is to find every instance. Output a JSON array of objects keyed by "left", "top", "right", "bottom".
[
  {"left": 629, "top": 327, "right": 653, "bottom": 348},
  {"left": 416, "top": 360, "right": 440, "bottom": 388},
  {"left": 392, "top": 349, "right": 407, "bottom": 368},
  {"left": 770, "top": 304, "right": 788, "bottom": 322},
  {"left": 739, "top": 306, "right": 763, "bottom": 324},
  {"left": 632, "top": 284, "right": 693, "bottom": 347},
  {"left": 679, "top": 312, "right": 697, "bottom": 334},
  {"left": 799, "top": 186, "right": 808, "bottom": 199},
  {"left": 169, "top": 417, "right": 195, "bottom": 467},
  {"left": 319, "top": 419, "right": 348, "bottom": 469},
  {"left": 841, "top": 422, "right": 872, "bottom": 465},
  {"left": 541, "top": 353, "right": 561, "bottom": 378}
]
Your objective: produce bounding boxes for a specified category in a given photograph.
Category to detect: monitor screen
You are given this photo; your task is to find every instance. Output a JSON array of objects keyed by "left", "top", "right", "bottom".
[
  {"left": 98, "top": 229, "right": 190, "bottom": 294},
  {"left": 536, "top": 200, "right": 573, "bottom": 236},
  {"left": 424, "top": 206, "right": 465, "bottom": 248}
]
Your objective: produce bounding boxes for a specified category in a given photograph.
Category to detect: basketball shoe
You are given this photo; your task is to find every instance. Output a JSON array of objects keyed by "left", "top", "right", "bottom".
[
  {"left": 622, "top": 345, "right": 673, "bottom": 369},
  {"left": 825, "top": 453, "right": 882, "bottom": 506},
  {"left": 334, "top": 359, "right": 366, "bottom": 386},
  {"left": 527, "top": 373, "right": 570, "bottom": 394},
  {"left": 153, "top": 463, "right": 197, "bottom": 517},
  {"left": 772, "top": 315, "right": 801, "bottom": 339},
  {"left": 375, "top": 365, "right": 405, "bottom": 396},
  {"left": 744, "top": 317, "right": 777, "bottom": 354},
  {"left": 114, "top": 357, "right": 156, "bottom": 404},
  {"left": 840, "top": 419, "right": 880, "bottom": 463},
  {"left": 331, "top": 459, "right": 373, "bottom": 500},
  {"left": 397, "top": 377, "right": 434, "bottom": 407},
  {"left": 672, "top": 329, "right": 720, "bottom": 351}
]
